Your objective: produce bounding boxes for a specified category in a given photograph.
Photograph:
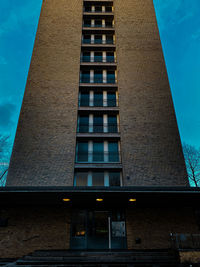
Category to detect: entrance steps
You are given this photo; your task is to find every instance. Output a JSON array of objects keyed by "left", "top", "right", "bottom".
[{"left": 3, "top": 250, "right": 181, "bottom": 266}]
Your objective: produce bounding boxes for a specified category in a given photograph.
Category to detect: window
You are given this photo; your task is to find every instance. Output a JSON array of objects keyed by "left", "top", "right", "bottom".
[
  {"left": 79, "top": 116, "right": 89, "bottom": 133},
  {"left": 94, "top": 52, "right": 102, "bottom": 62},
  {"left": 93, "top": 172, "right": 104, "bottom": 186},
  {"left": 80, "top": 92, "right": 89, "bottom": 106},
  {"left": 105, "top": 6, "right": 112, "bottom": 12},
  {"left": 75, "top": 172, "right": 88, "bottom": 186},
  {"left": 82, "top": 52, "right": 90, "bottom": 62},
  {"left": 95, "top": 6, "right": 102, "bottom": 12},
  {"left": 84, "top": 5, "right": 91, "bottom": 12},
  {"left": 83, "top": 35, "right": 91, "bottom": 44},
  {"left": 95, "top": 35, "right": 102, "bottom": 44},
  {"left": 84, "top": 19, "right": 91, "bottom": 27},
  {"left": 95, "top": 20, "right": 102, "bottom": 27},
  {"left": 94, "top": 92, "right": 103, "bottom": 106},
  {"left": 107, "top": 52, "right": 115, "bottom": 63},
  {"left": 107, "top": 71, "right": 115, "bottom": 83},
  {"left": 108, "top": 116, "right": 118, "bottom": 133},
  {"left": 109, "top": 172, "right": 121, "bottom": 186},
  {"left": 81, "top": 71, "right": 90, "bottom": 83},
  {"left": 93, "top": 142, "right": 104, "bottom": 162},
  {"left": 94, "top": 70, "right": 103, "bottom": 83},
  {"left": 107, "top": 92, "right": 116, "bottom": 106},
  {"left": 77, "top": 142, "right": 88, "bottom": 162},
  {"left": 93, "top": 115, "right": 103, "bottom": 133},
  {"left": 108, "top": 142, "right": 119, "bottom": 162},
  {"left": 106, "top": 35, "right": 113, "bottom": 44}
]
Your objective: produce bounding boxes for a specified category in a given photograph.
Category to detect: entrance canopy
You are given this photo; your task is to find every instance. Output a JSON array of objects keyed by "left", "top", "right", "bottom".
[{"left": 0, "top": 186, "right": 200, "bottom": 207}]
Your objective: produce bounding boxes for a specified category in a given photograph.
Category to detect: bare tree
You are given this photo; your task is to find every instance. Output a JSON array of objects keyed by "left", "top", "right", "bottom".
[
  {"left": 182, "top": 143, "right": 200, "bottom": 187},
  {"left": 0, "top": 135, "right": 10, "bottom": 186}
]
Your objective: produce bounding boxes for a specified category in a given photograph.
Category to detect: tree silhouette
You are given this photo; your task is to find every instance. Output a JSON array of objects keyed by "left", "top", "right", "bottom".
[
  {"left": 0, "top": 135, "right": 10, "bottom": 186},
  {"left": 182, "top": 143, "right": 200, "bottom": 187}
]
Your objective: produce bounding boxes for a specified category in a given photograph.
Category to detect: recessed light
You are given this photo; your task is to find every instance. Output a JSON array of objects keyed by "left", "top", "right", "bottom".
[
  {"left": 96, "top": 198, "right": 103, "bottom": 202},
  {"left": 63, "top": 198, "right": 71, "bottom": 202},
  {"left": 129, "top": 198, "right": 136, "bottom": 202}
]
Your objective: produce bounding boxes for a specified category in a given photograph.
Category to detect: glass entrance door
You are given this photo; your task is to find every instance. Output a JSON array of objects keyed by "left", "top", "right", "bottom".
[
  {"left": 70, "top": 210, "right": 127, "bottom": 250},
  {"left": 87, "top": 211, "right": 109, "bottom": 249}
]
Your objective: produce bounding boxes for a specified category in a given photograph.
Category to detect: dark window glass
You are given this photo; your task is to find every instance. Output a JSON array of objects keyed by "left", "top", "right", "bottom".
[
  {"left": 108, "top": 142, "right": 119, "bottom": 162},
  {"left": 107, "top": 52, "right": 114, "bottom": 62},
  {"left": 83, "top": 35, "right": 91, "bottom": 44},
  {"left": 84, "top": 19, "right": 91, "bottom": 27},
  {"left": 81, "top": 71, "right": 90, "bottom": 83},
  {"left": 93, "top": 172, "right": 104, "bottom": 186},
  {"left": 75, "top": 172, "right": 88, "bottom": 186},
  {"left": 109, "top": 172, "right": 120, "bottom": 186},
  {"left": 72, "top": 211, "right": 86, "bottom": 237},
  {"left": 93, "top": 116, "right": 103, "bottom": 133},
  {"left": 94, "top": 92, "right": 103, "bottom": 106},
  {"left": 79, "top": 116, "right": 89, "bottom": 133},
  {"left": 105, "top": 6, "right": 112, "bottom": 12},
  {"left": 95, "top": 6, "right": 102, "bottom": 12},
  {"left": 82, "top": 52, "right": 90, "bottom": 62},
  {"left": 108, "top": 116, "right": 118, "bottom": 133},
  {"left": 112, "top": 210, "right": 125, "bottom": 221},
  {"left": 93, "top": 142, "right": 104, "bottom": 162},
  {"left": 84, "top": 5, "right": 91, "bottom": 12},
  {"left": 105, "top": 20, "right": 113, "bottom": 27},
  {"left": 107, "top": 92, "right": 116, "bottom": 106},
  {"left": 95, "top": 20, "right": 102, "bottom": 27},
  {"left": 77, "top": 142, "right": 88, "bottom": 162},
  {"left": 94, "top": 52, "right": 102, "bottom": 62},
  {"left": 107, "top": 71, "right": 115, "bottom": 83},
  {"left": 80, "top": 92, "right": 89, "bottom": 106},
  {"left": 95, "top": 35, "right": 102, "bottom": 44},
  {"left": 94, "top": 70, "right": 103, "bottom": 83},
  {"left": 106, "top": 35, "right": 113, "bottom": 44}
]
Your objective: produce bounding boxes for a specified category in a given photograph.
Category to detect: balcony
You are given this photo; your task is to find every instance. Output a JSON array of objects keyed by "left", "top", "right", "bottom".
[
  {"left": 80, "top": 77, "right": 117, "bottom": 84},
  {"left": 78, "top": 123, "right": 119, "bottom": 133},
  {"left": 79, "top": 99, "right": 118, "bottom": 107},
  {"left": 81, "top": 56, "right": 116, "bottom": 63},
  {"left": 76, "top": 151, "right": 120, "bottom": 163},
  {"left": 83, "top": 6, "right": 113, "bottom": 13}
]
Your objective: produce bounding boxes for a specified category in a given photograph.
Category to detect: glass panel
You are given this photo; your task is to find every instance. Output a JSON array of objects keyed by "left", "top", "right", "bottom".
[
  {"left": 94, "top": 211, "right": 108, "bottom": 237},
  {"left": 95, "top": 20, "right": 102, "bottom": 27},
  {"left": 107, "top": 92, "right": 116, "bottom": 107},
  {"left": 108, "top": 116, "right": 118, "bottom": 133},
  {"left": 80, "top": 92, "right": 89, "bottom": 106},
  {"left": 81, "top": 71, "right": 90, "bottom": 83},
  {"left": 75, "top": 172, "right": 88, "bottom": 186},
  {"left": 92, "top": 172, "right": 104, "bottom": 186},
  {"left": 109, "top": 172, "right": 121, "bottom": 186},
  {"left": 93, "top": 116, "right": 103, "bottom": 133},
  {"left": 79, "top": 116, "right": 89, "bottom": 133},
  {"left": 108, "top": 142, "right": 119, "bottom": 162},
  {"left": 82, "top": 52, "right": 90, "bottom": 62},
  {"left": 94, "top": 92, "right": 103, "bottom": 106},
  {"left": 93, "top": 142, "right": 104, "bottom": 162},
  {"left": 94, "top": 71, "right": 103, "bottom": 83},
  {"left": 106, "top": 35, "right": 113, "bottom": 44},
  {"left": 107, "top": 71, "right": 115, "bottom": 83},
  {"left": 105, "top": 6, "right": 112, "bottom": 12},
  {"left": 94, "top": 52, "right": 102, "bottom": 62},
  {"left": 72, "top": 211, "right": 86, "bottom": 237},
  {"left": 105, "top": 20, "right": 113, "bottom": 27},
  {"left": 95, "top": 6, "right": 102, "bottom": 12},
  {"left": 84, "top": 6, "right": 91, "bottom": 12},
  {"left": 77, "top": 142, "right": 88, "bottom": 162},
  {"left": 84, "top": 19, "right": 91, "bottom": 27},
  {"left": 107, "top": 52, "right": 115, "bottom": 62},
  {"left": 95, "top": 35, "right": 102, "bottom": 44},
  {"left": 83, "top": 35, "right": 91, "bottom": 44}
]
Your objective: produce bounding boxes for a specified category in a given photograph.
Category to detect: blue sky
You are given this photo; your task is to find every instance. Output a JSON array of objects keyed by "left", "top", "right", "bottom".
[{"left": 0, "top": 0, "right": 200, "bottom": 175}]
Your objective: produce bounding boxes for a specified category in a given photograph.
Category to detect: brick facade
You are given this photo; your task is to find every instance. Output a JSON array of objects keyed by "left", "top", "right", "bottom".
[
  {"left": 6, "top": 0, "right": 83, "bottom": 186},
  {"left": 0, "top": 206, "right": 71, "bottom": 258},
  {"left": 115, "top": 0, "right": 188, "bottom": 186}
]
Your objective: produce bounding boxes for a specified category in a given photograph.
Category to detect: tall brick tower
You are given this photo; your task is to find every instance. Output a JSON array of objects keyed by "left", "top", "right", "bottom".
[
  {"left": 6, "top": 0, "right": 188, "bottom": 187},
  {"left": 2, "top": 0, "right": 199, "bottom": 262}
]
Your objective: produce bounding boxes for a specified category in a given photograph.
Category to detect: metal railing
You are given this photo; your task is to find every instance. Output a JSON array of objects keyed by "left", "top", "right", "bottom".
[
  {"left": 84, "top": 6, "right": 113, "bottom": 13},
  {"left": 82, "top": 38, "right": 114, "bottom": 44},
  {"left": 80, "top": 77, "right": 117, "bottom": 84},
  {"left": 78, "top": 123, "right": 119, "bottom": 133},
  {"left": 170, "top": 233, "right": 200, "bottom": 249},
  {"left": 83, "top": 23, "right": 114, "bottom": 28},
  {"left": 79, "top": 99, "right": 118, "bottom": 107},
  {"left": 76, "top": 151, "right": 120, "bottom": 163},
  {"left": 81, "top": 56, "right": 116, "bottom": 63}
]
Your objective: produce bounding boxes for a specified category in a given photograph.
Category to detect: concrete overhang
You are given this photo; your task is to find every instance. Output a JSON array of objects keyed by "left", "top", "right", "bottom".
[{"left": 0, "top": 186, "right": 200, "bottom": 208}]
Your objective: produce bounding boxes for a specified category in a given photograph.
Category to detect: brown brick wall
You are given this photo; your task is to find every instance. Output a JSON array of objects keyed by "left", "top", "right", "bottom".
[
  {"left": 115, "top": 0, "right": 188, "bottom": 186},
  {"left": 6, "top": 0, "right": 83, "bottom": 186},
  {"left": 126, "top": 207, "right": 199, "bottom": 249},
  {"left": 0, "top": 206, "right": 71, "bottom": 258}
]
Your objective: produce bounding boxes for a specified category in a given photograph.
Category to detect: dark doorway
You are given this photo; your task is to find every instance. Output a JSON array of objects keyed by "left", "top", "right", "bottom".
[{"left": 70, "top": 210, "right": 127, "bottom": 250}]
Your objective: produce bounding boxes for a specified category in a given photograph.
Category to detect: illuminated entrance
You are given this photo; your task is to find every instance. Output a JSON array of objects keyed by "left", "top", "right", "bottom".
[{"left": 70, "top": 210, "right": 127, "bottom": 249}]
